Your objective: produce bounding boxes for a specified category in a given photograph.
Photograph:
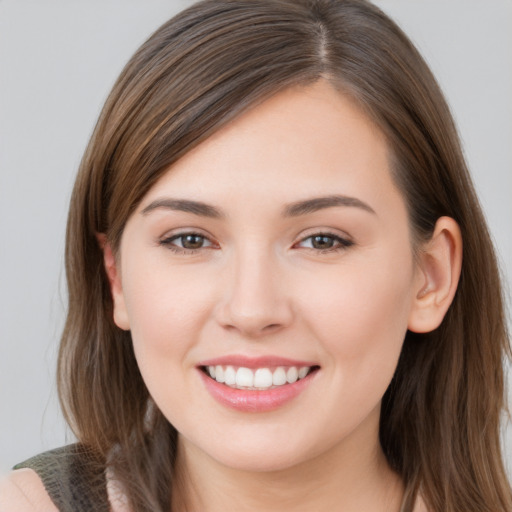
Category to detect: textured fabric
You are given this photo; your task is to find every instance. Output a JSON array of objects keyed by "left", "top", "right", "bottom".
[{"left": 14, "top": 444, "right": 110, "bottom": 512}]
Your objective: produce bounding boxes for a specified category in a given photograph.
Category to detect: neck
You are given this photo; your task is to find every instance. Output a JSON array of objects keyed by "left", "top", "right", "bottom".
[{"left": 172, "top": 408, "right": 404, "bottom": 512}]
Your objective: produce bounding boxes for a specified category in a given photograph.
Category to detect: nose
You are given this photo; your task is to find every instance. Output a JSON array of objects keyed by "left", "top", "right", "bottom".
[{"left": 214, "top": 245, "right": 294, "bottom": 339}]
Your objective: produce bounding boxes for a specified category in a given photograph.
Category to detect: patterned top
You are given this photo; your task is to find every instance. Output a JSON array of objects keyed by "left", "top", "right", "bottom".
[{"left": 14, "top": 444, "right": 110, "bottom": 511}]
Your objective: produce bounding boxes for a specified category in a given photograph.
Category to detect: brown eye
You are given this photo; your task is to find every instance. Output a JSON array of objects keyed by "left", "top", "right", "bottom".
[
  {"left": 160, "top": 232, "right": 215, "bottom": 253},
  {"left": 311, "top": 235, "right": 336, "bottom": 250},
  {"left": 296, "top": 233, "right": 354, "bottom": 252},
  {"left": 180, "top": 234, "right": 206, "bottom": 249}
]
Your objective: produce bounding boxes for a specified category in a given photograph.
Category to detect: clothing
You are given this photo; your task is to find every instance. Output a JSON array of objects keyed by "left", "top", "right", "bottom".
[{"left": 14, "top": 444, "right": 110, "bottom": 512}]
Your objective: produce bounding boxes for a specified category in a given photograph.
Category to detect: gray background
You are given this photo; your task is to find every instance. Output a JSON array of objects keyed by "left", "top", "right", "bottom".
[{"left": 1, "top": 0, "right": 511, "bottom": 476}]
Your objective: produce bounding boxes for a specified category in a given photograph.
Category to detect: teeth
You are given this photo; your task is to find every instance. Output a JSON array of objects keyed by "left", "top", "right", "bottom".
[
  {"left": 298, "top": 366, "right": 309, "bottom": 379},
  {"left": 253, "top": 368, "right": 273, "bottom": 388},
  {"left": 286, "top": 366, "right": 298, "bottom": 383},
  {"left": 206, "top": 365, "right": 313, "bottom": 390},
  {"left": 224, "top": 366, "right": 236, "bottom": 386},
  {"left": 272, "top": 367, "right": 287, "bottom": 386},
  {"left": 236, "top": 367, "right": 254, "bottom": 387},
  {"left": 215, "top": 365, "right": 224, "bottom": 383}
]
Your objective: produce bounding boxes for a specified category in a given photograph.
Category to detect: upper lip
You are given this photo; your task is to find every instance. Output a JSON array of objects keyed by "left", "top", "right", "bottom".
[{"left": 197, "top": 355, "right": 318, "bottom": 369}]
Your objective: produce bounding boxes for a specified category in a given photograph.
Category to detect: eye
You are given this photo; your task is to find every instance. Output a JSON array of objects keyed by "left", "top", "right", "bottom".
[
  {"left": 159, "top": 232, "right": 215, "bottom": 254},
  {"left": 295, "top": 232, "right": 353, "bottom": 253}
]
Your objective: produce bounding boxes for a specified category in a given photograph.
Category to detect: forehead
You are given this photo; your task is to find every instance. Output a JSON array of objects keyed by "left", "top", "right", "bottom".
[{"left": 139, "top": 80, "right": 404, "bottom": 219}]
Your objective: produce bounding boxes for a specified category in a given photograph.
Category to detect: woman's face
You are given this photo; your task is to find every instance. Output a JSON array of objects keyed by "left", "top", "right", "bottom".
[{"left": 111, "top": 80, "right": 424, "bottom": 472}]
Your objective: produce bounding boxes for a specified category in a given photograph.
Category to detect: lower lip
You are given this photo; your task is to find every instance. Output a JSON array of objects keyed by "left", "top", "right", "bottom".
[{"left": 198, "top": 369, "right": 317, "bottom": 413}]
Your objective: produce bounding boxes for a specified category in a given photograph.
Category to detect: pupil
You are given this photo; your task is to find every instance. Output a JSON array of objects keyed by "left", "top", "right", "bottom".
[
  {"left": 312, "top": 235, "right": 334, "bottom": 249},
  {"left": 183, "top": 235, "right": 203, "bottom": 249}
]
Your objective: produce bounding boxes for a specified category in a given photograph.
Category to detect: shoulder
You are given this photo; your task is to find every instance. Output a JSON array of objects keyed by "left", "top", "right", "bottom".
[
  {"left": 2, "top": 444, "right": 111, "bottom": 512},
  {"left": 0, "top": 468, "right": 58, "bottom": 511}
]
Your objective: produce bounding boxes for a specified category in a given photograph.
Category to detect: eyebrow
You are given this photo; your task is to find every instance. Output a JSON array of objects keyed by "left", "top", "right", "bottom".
[
  {"left": 282, "top": 194, "right": 376, "bottom": 217},
  {"left": 140, "top": 194, "right": 376, "bottom": 219},
  {"left": 141, "top": 199, "right": 225, "bottom": 219}
]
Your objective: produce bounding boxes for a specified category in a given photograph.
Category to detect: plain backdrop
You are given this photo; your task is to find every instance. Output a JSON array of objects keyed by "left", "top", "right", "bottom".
[{"left": 1, "top": 0, "right": 511, "bottom": 476}]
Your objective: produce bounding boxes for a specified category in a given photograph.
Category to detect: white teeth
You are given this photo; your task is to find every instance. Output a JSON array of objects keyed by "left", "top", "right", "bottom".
[
  {"left": 298, "top": 366, "right": 309, "bottom": 379},
  {"left": 206, "top": 364, "right": 314, "bottom": 389},
  {"left": 236, "top": 367, "right": 254, "bottom": 387},
  {"left": 286, "top": 366, "right": 298, "bottom": 383},
  {"left": 224, "top": 366, "right": 236, "bottom": 385},
  {"left": 272, "top": 367, "right": 287, "bottom": 386},
  {"left": 253, "top": 368, "right": 273, "bottom": 388},
  {"left": 215, "top": 365, "right": 224, "bottom": 383}
]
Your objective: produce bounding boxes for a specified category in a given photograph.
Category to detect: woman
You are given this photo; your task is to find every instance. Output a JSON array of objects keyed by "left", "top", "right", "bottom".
[{"left": 1, "top": 0, "right": 510, "bottom": 511}]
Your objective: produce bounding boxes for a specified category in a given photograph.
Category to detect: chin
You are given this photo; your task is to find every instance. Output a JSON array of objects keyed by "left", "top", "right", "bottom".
[
  {"left": 216, "top": 450, "right": 307, "bottom": 473},
  {"left": 195, "top": 433, "right": 322, "bottom": 474}
]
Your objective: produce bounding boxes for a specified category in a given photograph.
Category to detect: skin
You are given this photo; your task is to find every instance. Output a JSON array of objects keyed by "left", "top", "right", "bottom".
[
  {"left": 0, "top": 80, "right": 459, "bottom": 512},
  {"left": 106, "top": 80, "right": 459, "bottom": 511}
]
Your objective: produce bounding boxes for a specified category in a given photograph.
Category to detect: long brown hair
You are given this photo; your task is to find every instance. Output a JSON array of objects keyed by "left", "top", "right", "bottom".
[{"left": 58, "top": 1, "right": 511, "bottom": 510}]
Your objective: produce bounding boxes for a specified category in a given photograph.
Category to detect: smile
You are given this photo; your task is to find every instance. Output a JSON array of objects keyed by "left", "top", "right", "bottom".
[
  {"left": 202, "top": 365, "right": 314, "bottom": 390},
  {"left": 197, "top": 357, "right": 320, "bottom": 412}
]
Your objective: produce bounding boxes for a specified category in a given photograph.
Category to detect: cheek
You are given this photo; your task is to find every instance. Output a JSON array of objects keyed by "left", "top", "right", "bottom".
[
  {"left": 119, "top": 256, "right": 218, "bottom": 402},
  {"left": 120, "top": 263, "right": 218, "bottom": 423},
  {"left": 300, "top": 247, "right": 415, "bottom": 387}
]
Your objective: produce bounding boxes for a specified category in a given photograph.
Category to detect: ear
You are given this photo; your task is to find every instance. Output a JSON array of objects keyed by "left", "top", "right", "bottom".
[
  {"left": 96, "top": 233, "right": 130, "bottom": 331},
  {"left": 407, "top": 217, "right": 462, "bottom": 333}
]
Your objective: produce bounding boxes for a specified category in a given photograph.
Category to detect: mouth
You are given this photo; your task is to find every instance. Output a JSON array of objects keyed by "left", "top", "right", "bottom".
[
  {"left": 200, "top": 364, "right": 320, "bottom": 391},
  {"left": 197, "top": 358, "right": 320, "bottom": 412}
]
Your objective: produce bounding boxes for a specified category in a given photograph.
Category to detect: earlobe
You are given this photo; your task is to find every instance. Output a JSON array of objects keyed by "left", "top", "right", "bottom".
[
  {"left": 407, "top": 217, "right": 463, "bottom": 333},
  {"left": 96, "top": 233, "right": 130, "bottom": 331}
]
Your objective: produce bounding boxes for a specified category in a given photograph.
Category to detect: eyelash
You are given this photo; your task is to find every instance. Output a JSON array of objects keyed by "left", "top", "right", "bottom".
[
  {"left": 159, "top": 231, "right": 354, "bottom": 255},
  {"left": 159, "top": 232, "right": 216, "bottom": 255}
]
